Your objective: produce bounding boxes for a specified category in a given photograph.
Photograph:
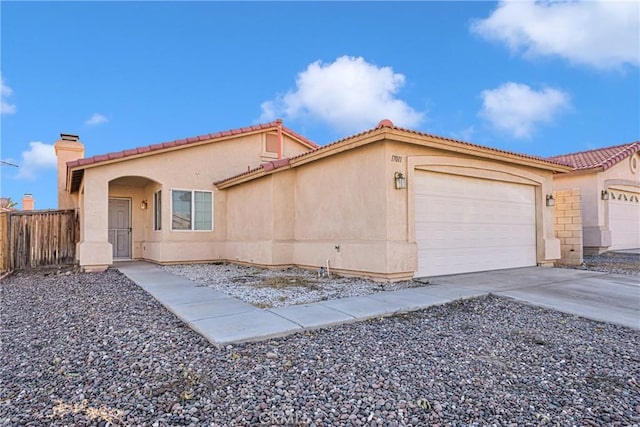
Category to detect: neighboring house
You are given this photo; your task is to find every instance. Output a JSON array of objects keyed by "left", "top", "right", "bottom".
[
  {"left": 57, "top": 119, "right": 571, "bottom": 280},
  {"left": 550, "top": 142, "right": 640, "bottom": 254},
  {"left": 0, "top": 195, "right": 34, "bottom": 211},
  {"left": 0, "top": 198, "right": 17, "bottom": 212}
]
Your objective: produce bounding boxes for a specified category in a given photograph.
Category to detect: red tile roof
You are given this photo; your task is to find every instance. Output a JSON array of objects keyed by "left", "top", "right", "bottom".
[
  {"left": 215, "top": 119, "right": 572, "bottom": 186},
  {"left": 548, "top": 141, "right": 640, "bottom": 171},
  {"left": 66, "top": 120, "right": 318, "bottom": 169},
  {"left": 287, "top": 120, "right": 573, "bottom": 166}
]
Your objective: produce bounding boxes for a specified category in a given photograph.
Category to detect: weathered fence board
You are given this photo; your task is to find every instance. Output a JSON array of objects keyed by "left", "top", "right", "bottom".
[
  {"left": 3, "top": 210, "right": 79, "bottom": 271},
  {"left": 0, "top": 212, "right": 8, "bottom": 272}
]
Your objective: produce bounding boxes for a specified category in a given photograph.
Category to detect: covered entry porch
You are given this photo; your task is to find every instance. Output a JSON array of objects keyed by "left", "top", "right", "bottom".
[{"left": 76, "top": 174, "right": 161, "bottom": 271}]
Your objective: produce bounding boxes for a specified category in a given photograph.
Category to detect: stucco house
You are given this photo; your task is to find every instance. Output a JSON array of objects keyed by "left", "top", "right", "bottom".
[
  {"left": 56, "top": 119, "right": 571, "bottom": 280},
  {"left": 550, "top": 142, "right": 640, "bottom": 254}
]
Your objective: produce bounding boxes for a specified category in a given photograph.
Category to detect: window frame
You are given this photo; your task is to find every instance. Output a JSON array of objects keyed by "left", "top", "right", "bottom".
[
  {"left": 153, "top": 190, "right": 162, "bottom": 231},
  {"left": 170, "top": 189, "right": 214, "bottom": 232},
  {"left": 261, "top": 133, "right": 280, "bottom": 160}
]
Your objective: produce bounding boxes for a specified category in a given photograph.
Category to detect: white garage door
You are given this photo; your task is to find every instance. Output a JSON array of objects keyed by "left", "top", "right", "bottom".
[
  {"left": 415, "top": 171, "right": 537, "bottom": 277},
  {"left": 608, "top": 189, "right": 640, "bottom": 251}
]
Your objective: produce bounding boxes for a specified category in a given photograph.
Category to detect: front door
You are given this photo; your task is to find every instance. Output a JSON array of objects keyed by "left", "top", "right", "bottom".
[{"left": 108, "top": 198, "right": 131, "bottom": 259}]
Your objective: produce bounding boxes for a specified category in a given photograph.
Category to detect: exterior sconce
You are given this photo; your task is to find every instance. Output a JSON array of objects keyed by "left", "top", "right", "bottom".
[
  {"left": 394, "top": 172, "right": 406, "bottom": 190},
  {"left": 546, "top": 194, "right": 555, "bottom": 207},
  {"left": 141, "top": 200, "right": 148, "bottom": 210},
  {"left": 601, "top": 190, "right": 610, "bottom": 200}
]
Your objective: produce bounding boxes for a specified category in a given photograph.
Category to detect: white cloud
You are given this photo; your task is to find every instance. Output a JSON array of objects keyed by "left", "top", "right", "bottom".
[
  {"left": 471, "top": 0, "right": 639, "bottom": 69},
  {"left": 479, "top": 82, "right": 570, "bottom": 138},
  {"left": 15, "top": 142, "right": 57, "bottom": 180},
  {"left": 85, "top": 113, "right": 108, "bottom": 126},
  {"left": 260, "top": 56, "right": 424, "bottom": 133},
  {"left": 1, "top": 76, "right": 16, "bottom": 114}
]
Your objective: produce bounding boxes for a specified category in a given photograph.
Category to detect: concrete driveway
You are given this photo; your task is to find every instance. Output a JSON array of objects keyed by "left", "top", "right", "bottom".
[{"left": 429, "top": 267, "right": 640, "bottom": 329}]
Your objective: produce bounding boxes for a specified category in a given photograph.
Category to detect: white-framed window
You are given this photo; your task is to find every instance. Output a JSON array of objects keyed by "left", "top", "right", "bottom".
[
  {"left": 153, "top": 190, "right": 162, "bottom": 231},
  {"left": 171, "top": 189, "right": 213, "bottom": 231}
]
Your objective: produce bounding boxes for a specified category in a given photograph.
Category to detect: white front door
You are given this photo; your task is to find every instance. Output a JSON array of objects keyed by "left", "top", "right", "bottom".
[
  {"left": 414, "top": 171, "right": 537, "bottom": 277},
  {"left": 108, "top": 198, "right": 131, "bottom": 259}
]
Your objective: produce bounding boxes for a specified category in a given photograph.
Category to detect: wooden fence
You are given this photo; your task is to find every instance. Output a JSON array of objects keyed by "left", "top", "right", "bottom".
[{"left": 0, "top": 209, "right": 79, "bottom": 271}]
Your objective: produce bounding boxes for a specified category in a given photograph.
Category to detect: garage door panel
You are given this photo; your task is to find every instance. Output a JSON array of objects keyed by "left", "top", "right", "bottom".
[
  {"left": 418, "top": 224, "right": 535, "bottom": 247},
  {"left": 417, "top": 199, "right": 533, "bottom": 224},
  {"left": 609, "top": 190, "right": 640, "bottom": 250},
  {"left": 415, "top": 171, "right": 537, "bottom": 277},
  {"left": 420, "top": 246, "right": 536, "bottom": 277}
]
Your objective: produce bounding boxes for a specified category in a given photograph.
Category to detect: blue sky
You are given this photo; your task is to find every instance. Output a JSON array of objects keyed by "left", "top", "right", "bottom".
[{"left": 1, "top": 1, "right": 638, "bottom": 209}]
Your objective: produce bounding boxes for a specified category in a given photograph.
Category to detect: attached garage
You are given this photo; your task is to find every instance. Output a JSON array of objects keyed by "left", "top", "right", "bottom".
[
  {"left": 414, "top": 170, "right": 537, "bottom": 277},
  {"left": 550, "top": 142, "right": 640, "bottom": 255},
  {"left": 608, "top": 189, "right": 640, "bottom": 251},
  {"left": 216, "top": 119, "right": 566, "bottom": 281}
]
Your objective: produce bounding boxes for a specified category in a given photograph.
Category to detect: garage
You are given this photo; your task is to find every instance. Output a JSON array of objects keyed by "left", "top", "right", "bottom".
[
  {"left": 608, "top": 189, "right": 640, "bottom": 251},
  {"left": 414, "top": 170, "right": 537, "bottom": 277}
]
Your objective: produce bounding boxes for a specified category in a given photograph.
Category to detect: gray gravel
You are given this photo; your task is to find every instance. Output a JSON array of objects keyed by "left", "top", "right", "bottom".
[
  {"left": 163, "top": 263, "right": 421, "bottom": 308},
  {"left": 166, "top": 254, "right": 639, "bottom": 310},
  {"left": 576, "top": 252, "right": 640, "bottom": 276},
  {"left": 2, "top": 268, "right": 639, "bottom": 426}
]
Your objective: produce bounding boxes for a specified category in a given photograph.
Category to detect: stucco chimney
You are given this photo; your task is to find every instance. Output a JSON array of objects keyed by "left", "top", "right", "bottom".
[
  {"left": 22, "top": 194, "right": 34, "bottom": 211},
  {"left": 54, "top": 133, "right": 85, "bottom": 210}
]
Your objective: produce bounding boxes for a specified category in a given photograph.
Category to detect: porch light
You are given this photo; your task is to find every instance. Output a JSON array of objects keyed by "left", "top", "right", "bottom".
[
  {"left": 601, "top": 190, "right": 610, "bottom": 200},
  {"left": 546, "top": 194, "right": 555, "bottom": 207},
  {"left": 394, "top": 172, "right": 406, "bottom": 190},
  {"left": 141, "top": 200, "right": 148, "bottom": 210}
]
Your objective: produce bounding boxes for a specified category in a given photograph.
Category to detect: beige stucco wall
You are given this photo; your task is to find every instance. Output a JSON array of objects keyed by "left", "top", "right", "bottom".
[
  {"left": 221, "top": 137, "right": 561, "bottom": 280},
  {"left": 71, "top": 132, "right": 313, "bottom": 270},
  {"left": 68, "top": 125, "right": 565, "bottom": 277},
  {"left": 553, "top": 151, "right": 640, "bottom": 253},
  {"left": 222, "top": 142, "right": 406, "bottom": 278},
  {"left": 55, "top": 138, "right": 84, "bottom": 210}
]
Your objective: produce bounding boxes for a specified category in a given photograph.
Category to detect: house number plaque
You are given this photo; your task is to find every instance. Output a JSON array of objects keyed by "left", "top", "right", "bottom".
[{"left": 391, "top": 155, "right": 402, "bottom": 163}]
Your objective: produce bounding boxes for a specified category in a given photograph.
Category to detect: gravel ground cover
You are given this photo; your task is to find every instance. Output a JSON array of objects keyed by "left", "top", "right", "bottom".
[
  {"left": 163, "top": 264, "right": 422, "bottom": 308},
  {"left": 2, "top": 268, "right": 639, "bottom": 426},
  {"left": 165, "top": 252, "right": 639, "bottom": 310},
  {"left": 574, "top": 252, "right": 640, "bottom": 276}
]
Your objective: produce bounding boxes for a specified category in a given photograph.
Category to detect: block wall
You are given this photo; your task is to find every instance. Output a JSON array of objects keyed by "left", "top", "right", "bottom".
[{"left": 553, "top": 188, "right": 583, "bottom": 266}]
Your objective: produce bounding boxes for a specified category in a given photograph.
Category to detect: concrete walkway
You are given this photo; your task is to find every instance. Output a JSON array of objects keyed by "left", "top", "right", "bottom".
[{"left": 117, "top": 262, "right": 639, "bottom": 345}]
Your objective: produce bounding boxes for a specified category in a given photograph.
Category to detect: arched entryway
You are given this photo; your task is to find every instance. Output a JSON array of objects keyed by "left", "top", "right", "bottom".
[{"left": 108, "top": 175, "right": 161, "bottom": 260}]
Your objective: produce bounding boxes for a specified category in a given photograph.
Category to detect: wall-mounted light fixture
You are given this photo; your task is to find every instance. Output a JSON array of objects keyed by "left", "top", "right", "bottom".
[
  {"left": 601, "top": 190, "right": 610, "bottom": 200},
  {"left": 141, "top": 200, "right": 148, "bottom": 210},
  {"left": 394, "top": 172, "right": 406, "bottom": 190},
  {"left": 546, "top": 194, "right": 555, "bottom": 207}
]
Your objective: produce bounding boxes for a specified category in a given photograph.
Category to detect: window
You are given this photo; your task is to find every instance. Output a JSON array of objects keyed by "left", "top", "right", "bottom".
[
  {"left": 261, "top": 133, "right": 280, "bottom": 160},
  {"left": 265, "top": 133, "right": 279, "bottom": 154},
  {"left": 153, "top": 190, "right": 162, "bottom": 231},
  {"left": 171, "top": 190, "right": 213, "bottom": 231}
]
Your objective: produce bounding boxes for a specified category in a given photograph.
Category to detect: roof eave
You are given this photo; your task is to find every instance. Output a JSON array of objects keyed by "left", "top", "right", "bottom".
[
  {"left": 67, "top": 122, "right": 311, "bottom": 173},
  {"left": 384, "top": 129, "right": 573, "bottom": 173},
  {"left": 215, "top": 126, "right": 573, "bottom": 189},
  {"left": 215, "top": 167, "right": 267, "bottom": 189},
  {"left": 291, "top": 131, "right": 386, "bottom": 168},
  {"left": 215, "top": 130, "right": 386, "bottom": 188}
]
